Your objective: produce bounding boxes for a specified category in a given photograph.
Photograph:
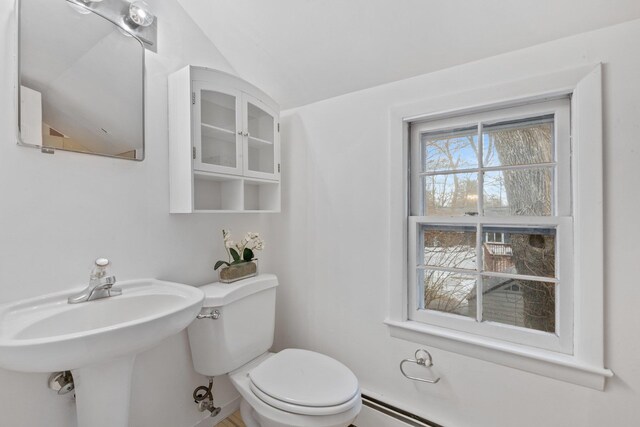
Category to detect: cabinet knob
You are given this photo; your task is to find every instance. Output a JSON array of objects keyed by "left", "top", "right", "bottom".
[{"left": 237, "top": 131, "right": 243, "bottom": 135}]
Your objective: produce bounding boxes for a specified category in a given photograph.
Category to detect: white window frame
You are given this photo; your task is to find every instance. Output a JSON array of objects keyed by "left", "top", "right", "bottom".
[
  {"left": 386, "top": 64, "right": 613, "bottom": 390},
  {"left": 408, "top": 99, "right": 573, "bottom": 354}
]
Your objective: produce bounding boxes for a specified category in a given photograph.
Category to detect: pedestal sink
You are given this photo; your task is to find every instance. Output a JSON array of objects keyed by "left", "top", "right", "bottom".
[{"left": 0, "top": 279, "right": 204, "bottom": 427}]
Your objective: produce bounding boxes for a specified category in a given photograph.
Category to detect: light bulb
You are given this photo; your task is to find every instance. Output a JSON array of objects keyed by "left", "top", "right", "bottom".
[{"left": 128, "top": 1, "right": 154, "bottom": 27}]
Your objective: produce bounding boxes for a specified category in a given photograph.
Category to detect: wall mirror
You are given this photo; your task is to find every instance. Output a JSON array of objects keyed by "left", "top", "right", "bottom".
[{"left": 16, "top": 0, "right": 156, "bottom": 161}]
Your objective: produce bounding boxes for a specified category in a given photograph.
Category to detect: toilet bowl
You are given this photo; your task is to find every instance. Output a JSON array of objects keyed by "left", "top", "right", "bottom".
[
  {"left": 187, "top": 274, "right": 361, "bottom": 427},
  {"left": 229, "top": 352, "right": 361, "bottom": 427}
]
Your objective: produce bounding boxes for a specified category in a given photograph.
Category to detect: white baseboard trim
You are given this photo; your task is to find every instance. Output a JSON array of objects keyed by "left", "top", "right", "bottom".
[
  {"left": 353, "top": 392, "right": 442, "bottom": 427},
  {"left": 354, "top": 403, "right": 413, "bottom": 427},
  {"left": 192, "top": 396, "right": 241, "bottom": 427},
  {"left": 191, "top": 393, "right": 433, "bottom": 427}
]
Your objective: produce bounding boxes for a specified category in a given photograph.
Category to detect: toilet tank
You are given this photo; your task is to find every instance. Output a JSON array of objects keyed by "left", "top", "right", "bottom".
[{"left": 187, "top": 274, "right": 278, "bottom": 376}]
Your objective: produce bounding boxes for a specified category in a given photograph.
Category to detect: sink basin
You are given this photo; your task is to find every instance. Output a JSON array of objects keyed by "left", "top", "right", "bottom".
[
  {"left": 0, "top": 279, "right": 204, "bottom": 372},
  {"left": 0, "top": 279, "right": 204, "bottom": 427}
]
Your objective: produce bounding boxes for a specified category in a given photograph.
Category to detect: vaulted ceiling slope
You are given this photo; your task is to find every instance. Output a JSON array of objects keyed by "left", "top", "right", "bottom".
[{"left": 178, "top": 0, "right": 640, "bottom": 109}]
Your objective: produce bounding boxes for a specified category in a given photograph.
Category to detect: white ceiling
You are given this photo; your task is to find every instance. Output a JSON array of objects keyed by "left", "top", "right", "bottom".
[{"left": 178, "top": 0, "right": 640, "bottom": 109}]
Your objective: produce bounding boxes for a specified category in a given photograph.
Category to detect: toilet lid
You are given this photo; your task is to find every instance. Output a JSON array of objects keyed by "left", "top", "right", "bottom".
[{"left": 249, "top": 349, "right": 359, "bottom": 408}]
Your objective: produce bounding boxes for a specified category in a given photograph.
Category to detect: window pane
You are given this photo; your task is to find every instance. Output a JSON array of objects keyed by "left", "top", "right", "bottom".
[
  {"left": 422, "top": 127, "right": 478, "bottom": 172},
  {"left": 201, "top": 90, "right": 236, "bottom": 132},
  {"left": 482, "top": 116, "right": 553, "bottom": 168},
  {"left": 422, "top": 226, "right": 476, "bottom": 270},
  {"left": 247, "top": 102, "right": 274, "bottom": 143},
  {"left": 481, "top": 276, "right": 555, "bottom": 333},
  {"left": 483, "top": 168, "right": 552, "bottom": 216},
  {"left": 482, "top": 227, "right": 556, "bottom": 278},
  {"left": 424, "top": 173, "right": 478, "bottom": 216},
  {"left": 201, "top": 126, "right": 236, "bottom": 168},
  {"left": 420, "top": 269, "right": 476, "bottom": 318}
]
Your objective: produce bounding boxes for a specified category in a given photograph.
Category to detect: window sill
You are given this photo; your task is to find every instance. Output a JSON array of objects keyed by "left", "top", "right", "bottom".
[{"left": 385, "top": 319, "right": 613, "bottom": 390}]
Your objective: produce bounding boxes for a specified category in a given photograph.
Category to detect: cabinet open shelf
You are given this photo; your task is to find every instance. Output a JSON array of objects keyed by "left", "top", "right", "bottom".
[
  {"left": 244, "top": 178, "right": 280, "bottom": 211},
  {"left": 193, "top": 172, "right": 243, "bottom": 211},
  {"left": 191, "top": 172, "right": 280, "bottom": 213}
]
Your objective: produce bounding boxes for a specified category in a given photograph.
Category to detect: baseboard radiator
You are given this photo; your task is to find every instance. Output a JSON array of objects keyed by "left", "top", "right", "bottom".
[{"left": 354, "top": 394, "right": 443, "bottom": 427}]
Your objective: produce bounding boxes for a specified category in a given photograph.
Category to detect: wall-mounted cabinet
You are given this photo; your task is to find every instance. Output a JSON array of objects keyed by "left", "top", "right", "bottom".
[{"left": 168, "top": 66, "right": 280, "bottom": 213}]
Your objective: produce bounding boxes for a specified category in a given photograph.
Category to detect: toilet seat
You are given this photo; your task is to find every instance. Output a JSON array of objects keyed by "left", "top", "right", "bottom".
[
  {"left": 249, "top": 382, "right": 361, "bottom": 416},
  {"left": 248, "top": 349, "right": 360, "bottom": 416}
]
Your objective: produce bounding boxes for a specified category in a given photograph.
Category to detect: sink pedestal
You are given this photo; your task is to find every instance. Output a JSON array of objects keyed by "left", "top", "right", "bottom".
[{"left": 72, "top": 356, "right": 136, "bottom": 427}]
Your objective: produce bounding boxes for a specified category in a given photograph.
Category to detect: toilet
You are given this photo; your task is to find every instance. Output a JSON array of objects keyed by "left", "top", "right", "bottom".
[{"left": 187, "top": 274, "right": 361, "bottom": 427}]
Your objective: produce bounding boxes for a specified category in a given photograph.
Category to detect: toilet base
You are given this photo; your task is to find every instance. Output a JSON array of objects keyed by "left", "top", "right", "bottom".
[
  {"left": 237, "top": 397, "right": 359, "bottom": 427},
  {"left": 240, "top": 399, "right": 261, "bottom": 427}
]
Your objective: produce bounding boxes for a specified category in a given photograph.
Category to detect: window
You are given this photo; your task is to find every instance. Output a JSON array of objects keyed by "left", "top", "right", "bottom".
[
  {"left": 485, "top": 232, "right": 504, "bottom": 243},
  {"left": 408, "top": 99, "right": 572, "bottom": 352},
  {"left": 387, "top": 66, "right": 610, "bottom": 389}
]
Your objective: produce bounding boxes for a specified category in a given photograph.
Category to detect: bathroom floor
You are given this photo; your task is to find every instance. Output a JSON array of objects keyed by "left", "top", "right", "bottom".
[
  {"left": 216, "top": 410, "right": 246, "bottom": 427},
  {"left": 215, "top": 411, "right": 356, "bottom": 427},
  {"left": 214, "top": 411, "right": 356, "bottom": 427}
]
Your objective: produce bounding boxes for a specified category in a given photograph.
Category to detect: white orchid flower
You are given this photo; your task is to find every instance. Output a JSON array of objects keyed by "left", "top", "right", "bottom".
[
  {"left": 217, "top": 229, "right": 264, "bottom": 269},
  {"left": 253, "top": 239, "right": 264, "bottom": 251}
]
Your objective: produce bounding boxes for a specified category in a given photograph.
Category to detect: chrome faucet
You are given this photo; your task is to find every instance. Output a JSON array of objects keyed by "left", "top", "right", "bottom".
[{"left": 68, "top": 258, "right": 121, "bottom": 304}]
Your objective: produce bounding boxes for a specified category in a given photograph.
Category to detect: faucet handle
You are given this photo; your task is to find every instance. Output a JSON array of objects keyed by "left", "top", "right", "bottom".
[
  {"left": 91, "top": 258, "right": 111, "bottom": 280},
  {"left": 95, "top": 258, "right": 110, "bottom": 267}
]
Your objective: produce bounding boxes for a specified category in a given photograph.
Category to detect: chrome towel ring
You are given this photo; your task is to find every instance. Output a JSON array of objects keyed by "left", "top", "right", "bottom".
[{"left": 399, "top": 349, "right": 441, "bottom": 384}]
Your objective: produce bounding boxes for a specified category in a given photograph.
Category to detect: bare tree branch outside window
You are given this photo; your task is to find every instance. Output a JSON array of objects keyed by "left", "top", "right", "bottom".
[{"left": 420, "top": 119, "right": 557, "bottom": 333}]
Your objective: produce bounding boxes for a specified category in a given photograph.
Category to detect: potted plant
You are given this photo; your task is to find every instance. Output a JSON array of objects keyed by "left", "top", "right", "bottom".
[{"left": 214, "top": 230, "right": 263, "bottom": 283}]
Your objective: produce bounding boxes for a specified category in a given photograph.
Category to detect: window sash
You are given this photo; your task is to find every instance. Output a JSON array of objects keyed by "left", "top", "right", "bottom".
[
  {"left": 407, "top": 98, "right": 573, "bottom": 353},
  {"left": 410, "top": 99, "right": 571, "bottom": 217},
  {"left": 408, "top": 217, "right": 573, "bottom": 352}
]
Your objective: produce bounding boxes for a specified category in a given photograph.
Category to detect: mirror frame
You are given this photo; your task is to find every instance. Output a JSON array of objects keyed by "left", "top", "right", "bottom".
[{"left": 13, "top": 0, "right": 149, "bottom": 161}]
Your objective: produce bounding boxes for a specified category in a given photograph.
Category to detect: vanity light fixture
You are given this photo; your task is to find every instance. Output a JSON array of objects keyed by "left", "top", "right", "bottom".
[
  {"left": 127, "top": 1, "right": 154, "bottom": 28},
  {"left": 64, "top": 0, "right": 158, "bottom": 52}
]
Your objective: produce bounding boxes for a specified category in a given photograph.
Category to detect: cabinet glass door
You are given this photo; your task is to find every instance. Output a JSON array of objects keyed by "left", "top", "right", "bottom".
[
  {"left": 193, "top": 81, "right": 242, "bottom": 175},
  {"left": 243, "top": 94, "right": 278, "bottom": 180}
]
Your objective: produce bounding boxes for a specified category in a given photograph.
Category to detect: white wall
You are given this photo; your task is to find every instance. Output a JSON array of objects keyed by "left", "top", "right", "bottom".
[
  {"left": 271, "top": 19, "right": 640, "bottom": 427},
  {"left": 0, "top": 1, "right": 270, "bottom": 426}
]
